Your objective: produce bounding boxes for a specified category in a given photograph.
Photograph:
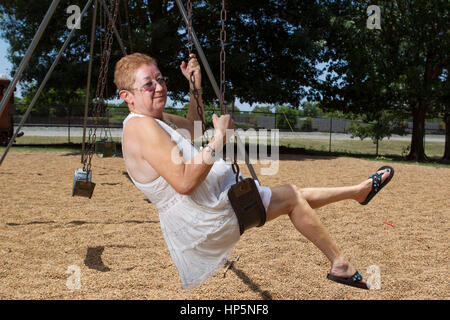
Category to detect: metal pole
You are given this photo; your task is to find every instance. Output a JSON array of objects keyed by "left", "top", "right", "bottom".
[
  {"left": 0, "top": 0, "right": 94, "bottom": 166},
  {"left": 68, "top": 106, "right": 71, "bottom": 143},
  {"left": 329, "top": 117, "right": 332, "bottom": 153},
  {"left": 0, "top": 0, "right": 61, "bottom": 117},
  {"left": 100, "top": 0, "right": 127, "bottom": 56},
  {"left": 82, "top": 0, "right": 98, "bottom": 161},
  {"left": 174, "top": 0, "right": 222, "bottom": 109}
]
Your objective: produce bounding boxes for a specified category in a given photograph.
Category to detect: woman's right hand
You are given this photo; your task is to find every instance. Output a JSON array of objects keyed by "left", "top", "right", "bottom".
[{"left": 212, "top": 114, "right": 234, "bottom": 143}]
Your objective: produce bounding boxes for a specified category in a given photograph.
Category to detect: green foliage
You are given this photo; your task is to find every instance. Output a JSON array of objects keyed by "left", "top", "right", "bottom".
[
  {"left": 2, "top": 0, "right": 448, "bottom": 161},
  {"left": 16, "top": 87, "right": 86, "bottom": 117},
  {"left": 0, "top": 0, "right": 326, "bottom": 113},
  {"left": 301, "top": 101, "right": 323, "bottom": 118},
  {"left": 164, "top": 107, "right": 182, "bottom": 116},
  {"left": 347, "top": 111, "right": 407, "bottom": 155},
  {"left": 318, "top": 0, "right": 449, "bottom": 160},
  {"left": 275, "top": 105, "right": 299, "bottom": 130},
  {"left": 234, "top": 122, "right": 254, "bottom": 129},
  {"left": 251, "top": 105, "right": 273, "bottom": 116}
]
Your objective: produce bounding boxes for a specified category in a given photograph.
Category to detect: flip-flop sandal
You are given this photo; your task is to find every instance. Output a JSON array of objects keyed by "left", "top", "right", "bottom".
[
  {"left": 360, "top": 165, "right": 394, "bottom": 205},
  {"left": 327, "top": 271, "right": 369, "bottom": 290}
]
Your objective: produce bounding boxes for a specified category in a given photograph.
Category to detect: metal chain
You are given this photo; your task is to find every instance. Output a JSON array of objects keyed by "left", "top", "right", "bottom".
[
  {"left": 187, "top": 0, "right": 194, "bottom": 55},
  {"left": 186, "top": 0, "right": 206, "bottom": 137},
  {"left": 219, "top": 0, "right": 226, "bottom": 115},
  {"left": 219, "top": 0, "right": 239, "bottom": 181},
  {"left": 123, "top": 0, "right": 133, "bottom": 53},
  {"left": 82, "top": 0, "right": 120, "bottom": 177}
]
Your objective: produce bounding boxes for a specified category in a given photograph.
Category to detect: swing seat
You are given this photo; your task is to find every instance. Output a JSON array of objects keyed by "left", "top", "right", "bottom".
[
  {"left": 72, "top": 168, "right": 95, "bottom": 198},
  {"left": 95, "top": 139, "right": 116, "bottom": 158},
  {"left": 228, "top": 178, "right": 267, "bottom": 235}
]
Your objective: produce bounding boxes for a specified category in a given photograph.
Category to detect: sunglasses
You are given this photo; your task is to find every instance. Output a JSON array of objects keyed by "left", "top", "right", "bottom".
[{"left": 129, "top": 76, "right": 169, "bottom": 93}]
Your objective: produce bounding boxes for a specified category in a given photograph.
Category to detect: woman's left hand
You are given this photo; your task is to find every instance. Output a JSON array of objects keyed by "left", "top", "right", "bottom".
[{"left": 180, "top": 53, "right": 202, "bottom": 89}]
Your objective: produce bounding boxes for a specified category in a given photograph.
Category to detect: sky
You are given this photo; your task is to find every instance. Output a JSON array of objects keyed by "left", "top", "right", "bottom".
[
  {"left": 0, "top": 37, "right": 13, "bottom": 79},
  {"left": 0, "top": 37, "right": 24, "bottom": 98}
]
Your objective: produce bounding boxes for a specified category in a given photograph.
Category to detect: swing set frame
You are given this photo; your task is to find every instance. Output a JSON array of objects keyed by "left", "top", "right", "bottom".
[{"left": 0, "top": 1, "right": 265, "bottom": 229}]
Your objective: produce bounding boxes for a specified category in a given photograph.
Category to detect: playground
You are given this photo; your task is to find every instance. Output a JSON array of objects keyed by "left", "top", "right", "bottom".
[
  {"left": 0, "top": 0, "right": 449, "bottom": 301},
  {"left": 0, "top": 150, "right": 448, "bottom": 299}
]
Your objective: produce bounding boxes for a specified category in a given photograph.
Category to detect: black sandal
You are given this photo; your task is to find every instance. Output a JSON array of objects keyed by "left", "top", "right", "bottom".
[
  {"left": 360, "top": 166, "right": 394, "bottom": 205},
  {"left": 327, "top": 271, "right": 369, "bottom": 290}
]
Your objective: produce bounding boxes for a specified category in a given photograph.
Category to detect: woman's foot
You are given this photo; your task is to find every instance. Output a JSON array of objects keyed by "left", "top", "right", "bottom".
[
  {"left": 328, "top": 256, "right": 368, "bottom": 289},
  {"left": 353, "top": 168, "right": 391, "bottom": 204}
]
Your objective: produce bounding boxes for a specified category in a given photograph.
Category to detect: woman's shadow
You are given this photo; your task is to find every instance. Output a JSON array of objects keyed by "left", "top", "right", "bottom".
[{"left": 227, "top": 264, "right": 273, "bottom": 300}]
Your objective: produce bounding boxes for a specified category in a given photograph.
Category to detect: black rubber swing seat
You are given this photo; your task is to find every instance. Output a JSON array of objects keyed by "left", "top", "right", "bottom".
[{"left": 228, "top": 178, "right": 267, "bottom": 235}]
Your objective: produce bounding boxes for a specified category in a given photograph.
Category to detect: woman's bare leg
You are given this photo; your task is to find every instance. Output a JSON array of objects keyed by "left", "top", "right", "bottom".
[
  {"left": 264, "top": 168, "right": 392, "bottom": 283},
  {"left": 266, "top": 183, "right": 365, "bottom": 281},
  {"left": 300, "top": 169, "right": 391, "bottom": 209}
]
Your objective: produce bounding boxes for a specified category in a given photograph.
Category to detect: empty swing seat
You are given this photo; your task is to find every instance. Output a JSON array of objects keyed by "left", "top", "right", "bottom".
[
  {"left": 72, "top": 168, "right": 95, "bottom": 198},
  {"left": 95, "top": 139, "right": 116, "bottom": 158}
]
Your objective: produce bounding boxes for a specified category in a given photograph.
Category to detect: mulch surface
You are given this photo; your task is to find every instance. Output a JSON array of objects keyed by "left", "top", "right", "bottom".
[{"left": 0, "top": 151, "right": 448, "bottom": 299}]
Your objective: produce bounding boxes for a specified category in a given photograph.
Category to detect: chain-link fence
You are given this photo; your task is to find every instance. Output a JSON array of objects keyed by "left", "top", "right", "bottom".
[{"left": 11, "top": 104, "right": 446, "bottom": 158}]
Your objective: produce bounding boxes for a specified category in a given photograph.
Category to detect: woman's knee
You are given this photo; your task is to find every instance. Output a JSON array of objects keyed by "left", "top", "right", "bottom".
[
  {"left": 266, "top": 184, "right": 305, "bottom": 221},
  {"left": 285, "top": 184, "right": 307, "bottom": 208}
]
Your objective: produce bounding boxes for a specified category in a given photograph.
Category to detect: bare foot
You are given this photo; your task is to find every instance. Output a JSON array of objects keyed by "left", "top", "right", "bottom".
[{"left": 354, "top": 168, "right": 391, "bottom": 204}]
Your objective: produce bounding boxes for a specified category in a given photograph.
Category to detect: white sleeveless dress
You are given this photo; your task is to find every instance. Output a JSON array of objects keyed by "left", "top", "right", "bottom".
[{"left": 122, "top": 112, "right": 272, "bottom": 289}]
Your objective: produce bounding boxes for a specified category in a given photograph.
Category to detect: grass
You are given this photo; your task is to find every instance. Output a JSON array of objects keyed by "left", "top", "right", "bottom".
[
  {"left": 12, "top": 136, "right": 121, "bottom": 145},
  {"left": 2, "top": 135, "right": 448, "bottom": 168},
  {"left": 277, "top": 138, "right": 445, "bottom": 158},
  {"left": 1, "top": 136, "right": 120, "bottom": 154}
]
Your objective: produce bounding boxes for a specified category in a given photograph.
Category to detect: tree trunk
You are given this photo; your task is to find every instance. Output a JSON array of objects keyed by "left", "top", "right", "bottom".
[
  {"left": 443, "top": 112, "right": 450, "bottom": 161},
  {"left": 407, "top": 102, "right": 427, "bottom": 161},
  {"left": 376, "top": 138, "right": 379, "bottom": 157}
]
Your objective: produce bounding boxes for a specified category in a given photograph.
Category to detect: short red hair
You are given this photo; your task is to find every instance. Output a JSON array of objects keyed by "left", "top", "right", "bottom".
[{"left": 114, "top": 53, "right": 157, "bottom": 91}]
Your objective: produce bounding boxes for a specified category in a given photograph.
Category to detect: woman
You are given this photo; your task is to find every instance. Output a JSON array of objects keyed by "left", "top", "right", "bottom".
[{"left": 115, "top": 52, "right": 393, "bottom": 290}]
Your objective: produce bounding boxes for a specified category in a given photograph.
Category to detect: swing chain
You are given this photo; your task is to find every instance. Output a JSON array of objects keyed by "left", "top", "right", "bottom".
[
  {"left": 186, "top": 0, "right": 206, "bottom": 136},
  {"left": 82, "top": 0, "right": 120, "bottom": 176},
  {"left": 219, "top": 0, "right": 240, "bottom": 182},
  {"left": 219, "top": 0, "right": 226, "bottom": 114}
]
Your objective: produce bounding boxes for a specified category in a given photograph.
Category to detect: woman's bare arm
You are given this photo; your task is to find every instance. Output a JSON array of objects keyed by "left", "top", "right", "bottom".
[{"left": 133, "top": 115, "right": 229, "bottom": 195}]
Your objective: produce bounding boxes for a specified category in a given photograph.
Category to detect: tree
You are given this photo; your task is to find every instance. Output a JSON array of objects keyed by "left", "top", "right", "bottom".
[
  {"left": 301, "top": 101, "right": 323, "bottom": 117},
  {"left": 16, "top": 86, "right": 86, "bottom": 117},
  {"left": 440, "top": 102, "right": 450, "bottom": 161},
  {"left": 251, "top": 105, "right": 273, "bottom": 116},
  {"left": 318, "top": 0, "right": 449, "bottom": 161},
  {"left": 275, "top": 104, "right": 299, "bottom": 130},
  {"left": 347, "top": 111, "right": 407, "bottom": 156},
  {"left": 444, "top": 110, "right": 450, "bottom": 161},
  {"left": 0, "top": 0, "right": 326, "bottom": 116}
]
